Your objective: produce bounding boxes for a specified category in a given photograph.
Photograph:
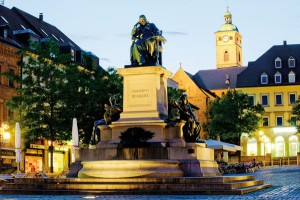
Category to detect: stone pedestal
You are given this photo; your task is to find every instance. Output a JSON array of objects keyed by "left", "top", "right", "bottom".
[{"left": 72, "top": 66, "right": 221, "bottom": 178}]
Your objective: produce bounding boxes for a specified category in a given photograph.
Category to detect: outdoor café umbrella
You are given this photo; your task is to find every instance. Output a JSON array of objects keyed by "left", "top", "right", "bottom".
[
  {"left": 15, "top": 122, "right": 22, "bottom": 173},
  {"left": 71, "top": 118, "right": 79, "bottom": 162}
]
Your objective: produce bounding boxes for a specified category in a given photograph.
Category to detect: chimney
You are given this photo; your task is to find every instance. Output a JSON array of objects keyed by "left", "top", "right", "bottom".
[
  {"left": 39, "top": 13, "right": 43, "bottom": 21},
  {"left": 283, "top": 40, "right": 287, "bottom": 45}
]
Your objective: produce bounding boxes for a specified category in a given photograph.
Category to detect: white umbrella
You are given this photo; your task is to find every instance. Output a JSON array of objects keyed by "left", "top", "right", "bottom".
[
  {"left": 71, "top": 118, "right": 79, "bottom": 162},
  {"left": 15, "top": 122, "right": 22, "bottom": 173}
]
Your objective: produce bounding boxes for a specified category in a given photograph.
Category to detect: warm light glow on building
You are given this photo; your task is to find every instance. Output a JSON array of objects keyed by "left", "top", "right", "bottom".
[{"left": 272, "top": 127, "right": 297, "bottom": 133}]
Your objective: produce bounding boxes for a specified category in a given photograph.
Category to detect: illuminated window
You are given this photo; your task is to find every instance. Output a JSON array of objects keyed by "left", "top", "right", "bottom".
[
  {"left": 275, "top": 57, "right": 282, "bottom": 68},
  {"left": 261, "top": 136, "right": 271, "bottom": 155},
  {"left": 289, "top": 71, "right": 295, "bottom": 83},
  {"left": 247, "top": 138, "right": 257, "bottom": 156},
  {"left": 275, "top": 136, "right": 285, "bottom": 157},
  {"left": 288, "top": 56, "right": 295, "bottom": 68},
  {"left": 289, "top": 136, "right": 298, "bottom": 156}
]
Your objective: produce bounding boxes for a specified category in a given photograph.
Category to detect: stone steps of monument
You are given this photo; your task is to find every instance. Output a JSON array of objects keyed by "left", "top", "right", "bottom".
[
  {"left": 10, "top": 175, "right": 256, "bottom": 184},
  {"left": 2, "top": 180, "right": 263, "bottom": 190},
  {"left": 0, "top": 176, "right": 271, "bottom": 195}
]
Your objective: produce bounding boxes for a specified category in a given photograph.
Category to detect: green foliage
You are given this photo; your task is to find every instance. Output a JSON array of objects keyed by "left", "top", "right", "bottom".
[
  {"left": 203, "top": 89, "right": 264, "bottom": 144},
  {"left": 167, "top": 87, "right": 185, "bottom": 102},
  {"left": 4, "top": 39, "right": 123, "bottom": 147},
  {"left": 290, "top": 95, "right": 300, "bottom": 134},
  {"left": 119, "top": 127, "right": 155, "bottom": 147}
]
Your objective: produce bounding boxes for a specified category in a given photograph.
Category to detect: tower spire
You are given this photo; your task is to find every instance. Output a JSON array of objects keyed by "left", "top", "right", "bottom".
[{"left": 1, "top": 0, "right": 4, "bottom": 6}]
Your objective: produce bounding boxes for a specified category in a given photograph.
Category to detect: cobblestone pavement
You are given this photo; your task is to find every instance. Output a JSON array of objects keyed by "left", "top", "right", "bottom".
[{"left": 1, "top": 165, "right": 300, "bottom": 200}]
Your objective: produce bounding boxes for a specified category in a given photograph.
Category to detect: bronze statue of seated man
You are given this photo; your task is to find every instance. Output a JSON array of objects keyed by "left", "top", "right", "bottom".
[{"left": 130, "top": 15, "right": 166, "bottom": 66}]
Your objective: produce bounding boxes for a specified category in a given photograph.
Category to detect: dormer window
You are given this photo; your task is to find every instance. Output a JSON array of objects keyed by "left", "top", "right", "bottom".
[
  {"left": 275, "top": 57, "right": 282, "bottom": 68},
  {"left": 288, "top": 56, "right": 295, "bottom": 68},
  {"left": 275, "top": 72, "right": 282, "bottom": 83},
  {"left": 3, "top": 28, "right": 8, "bottom": 39},
  {"left": 261, "top": 73, "right": 268, "bottom": 84},
  {"left": 289, "top": 71, "right": 295, "bottom": 83}
]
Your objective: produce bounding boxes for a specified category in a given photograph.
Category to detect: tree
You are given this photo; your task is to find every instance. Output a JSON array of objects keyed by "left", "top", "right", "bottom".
[
  {"left": 4, "top": 39, "right": 123, "bottom": 172},
  {"left": 290, "top": 95, "right": 300, "bottom": 134},
  {"left": 203, "top": 89, "right": 264, "bottom": 145}
]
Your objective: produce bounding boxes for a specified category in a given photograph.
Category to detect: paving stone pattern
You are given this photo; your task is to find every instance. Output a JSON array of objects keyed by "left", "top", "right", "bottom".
[{"left": 1, "top": 165, "right": 300, "bottom": 199}]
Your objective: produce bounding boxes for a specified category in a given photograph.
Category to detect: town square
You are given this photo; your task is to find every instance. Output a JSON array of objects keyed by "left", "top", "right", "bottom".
[{"left": 0, "top": 0, "right": 299, "bottom": 199}]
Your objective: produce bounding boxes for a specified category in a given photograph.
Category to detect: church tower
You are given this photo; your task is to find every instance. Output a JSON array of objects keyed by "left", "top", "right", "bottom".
[{"left": 215, "top": 7, "right": 243, "bottom": 68}]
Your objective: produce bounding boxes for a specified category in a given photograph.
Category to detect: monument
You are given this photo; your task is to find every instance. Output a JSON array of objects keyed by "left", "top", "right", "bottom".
[
  {"left": 69, "top": 15, "right": 220, "bottom": 179},
  {"left": 0, "top": 15, "right": 270, "bottom": 195}
]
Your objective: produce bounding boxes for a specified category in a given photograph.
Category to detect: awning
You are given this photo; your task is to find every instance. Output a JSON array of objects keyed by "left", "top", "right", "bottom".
[{"left": 205, "top": 139, "right": 243, "bottom": 152}]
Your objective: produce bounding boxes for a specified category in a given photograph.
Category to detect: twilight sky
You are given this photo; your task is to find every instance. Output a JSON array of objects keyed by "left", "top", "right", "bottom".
[{"left": 4, "top": 0, "right": 300, "bottom": 74}]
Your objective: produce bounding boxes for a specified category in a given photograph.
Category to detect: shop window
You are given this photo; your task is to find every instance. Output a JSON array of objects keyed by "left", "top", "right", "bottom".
[
  {"left": 275, "top": 72, "right": 281, "bottom": 83},
  {"left": 288, "top": 71, "right": 295, "bottom": 83},
  {"left": 289, "top": 136, "right": 298, "bottom": 156},
  {"left": 289, "top": 93, "right": 296, "bottom": 104},
  {"left": 275, "top": 57, "right": 282, "bottom": 68},
  {"left": 276, "top": 116, "right": 283, "bottom": 126},
  {"left": 261, "top": 73, "right": 268, "bottom": 84},
  {"left": 262, "top": 117, "right": 269, "bottom": 127},
  {"left": 261, "top": 137, "right": 271, "bottom": 155},
  {"left": 261, "top": 94, "right": 269, "bottom": 106},
  {"left": 288, "top": 56, "right": 295, "bottom": 68},
  {"left": 275, "top": 136, "right": 285, "bottom": 157},
  {"left": 247, "top": 138, "right": 257, "bottom": 156},
  {"left": 275, "top": 94, "right": 282, "bottom": 105}
]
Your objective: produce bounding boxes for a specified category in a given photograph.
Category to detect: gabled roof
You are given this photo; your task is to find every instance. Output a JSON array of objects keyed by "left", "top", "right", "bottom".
[
  {"left": 237, "top": 42, "right": 300, "bottom": 87},
  {"left": 11, "top": 7, "right": 80, "bottom": 50},
  {"left": 0, "top": 5, "right": 82, "bottom": 51},
  {"left": 193, "top": 67, "right": 246, "bottom": 90}
]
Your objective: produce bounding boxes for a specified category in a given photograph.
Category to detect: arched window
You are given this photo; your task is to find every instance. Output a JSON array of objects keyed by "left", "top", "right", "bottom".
[
  {"left": 261, "top": 136, "right": 271, "bottom": 155},
  {"left": 289, "top": 71, "right": 295, "bottom": 83},
  {"left": 247, "top": 138, "right": 257, "bottom": 156},
  {"left": 289, "top": 136, "right": 298, "bottom": 156},
  {"left": 288, "top": 56, "right": 295, "bottom": 68},
  {"left": 275, "top": 136, "right": 285, "bottom": 157},
  {"left": 224, "top": 51, "right": 229, "bottom": 61},
  {"left": 275, "top": 57, "right": 282, "bottom": 68}
]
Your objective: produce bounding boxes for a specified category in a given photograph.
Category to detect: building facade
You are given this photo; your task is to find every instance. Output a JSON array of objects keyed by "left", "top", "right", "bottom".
[
  {"left": 172, "top": 7, "right": 299, "bottom": 164},
  {"left": 0, "top": 5, "right": 100, "bottom": 173},
  {"left": 237, "top": 42, "right": 300, "bottom": 164}
]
